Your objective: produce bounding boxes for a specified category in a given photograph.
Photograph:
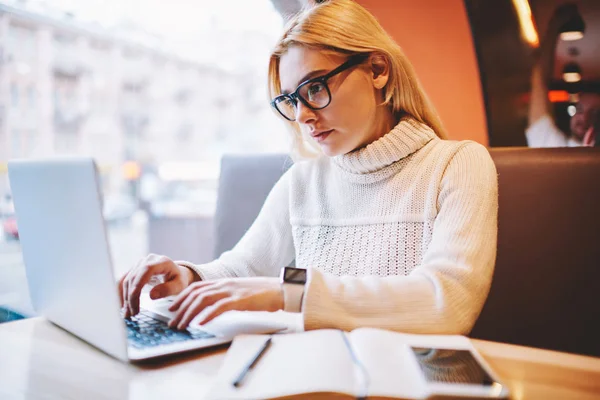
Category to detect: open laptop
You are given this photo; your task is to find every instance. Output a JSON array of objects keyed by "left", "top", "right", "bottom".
[{"left": 7, "top": 157, "right": 296, "bottom": 362}]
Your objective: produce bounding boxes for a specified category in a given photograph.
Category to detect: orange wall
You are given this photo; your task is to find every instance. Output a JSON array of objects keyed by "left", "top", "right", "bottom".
[{"left": 357, "top": 0, "right": 488, "bottom": 144}]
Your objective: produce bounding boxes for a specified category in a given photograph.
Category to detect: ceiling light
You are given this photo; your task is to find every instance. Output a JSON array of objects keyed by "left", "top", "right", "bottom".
[
  {"left": 511, "top": 0, "right": 539, "bottom": 47},
  {"left": 562, "top": 63, "right": 582, "bottom": 83},
  {"left": 559, "top": 10, "right": 585, "bottom": 41}
]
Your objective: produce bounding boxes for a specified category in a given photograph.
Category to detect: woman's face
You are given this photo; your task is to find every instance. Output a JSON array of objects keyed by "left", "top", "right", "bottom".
[{"left": 278, "top": 46, "right": 388, "bottom": 156}]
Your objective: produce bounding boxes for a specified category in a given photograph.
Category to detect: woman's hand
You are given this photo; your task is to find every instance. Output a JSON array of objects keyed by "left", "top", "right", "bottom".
[
  {"left": 118, "top": 254, "right": 196, "bottom": 318},
  {"left": 167, "top": 277, "right": 284, "bottom": 330}
]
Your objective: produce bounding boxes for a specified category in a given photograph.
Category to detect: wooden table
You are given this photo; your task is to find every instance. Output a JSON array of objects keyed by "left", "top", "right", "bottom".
[{"left": 1, "top": 318, "right": 599, "bottom": 399}]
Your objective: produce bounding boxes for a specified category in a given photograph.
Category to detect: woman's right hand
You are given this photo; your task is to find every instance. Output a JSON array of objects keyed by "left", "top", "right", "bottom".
[{"left": 118, "top": 254, "right": 196, "bottom": 318}]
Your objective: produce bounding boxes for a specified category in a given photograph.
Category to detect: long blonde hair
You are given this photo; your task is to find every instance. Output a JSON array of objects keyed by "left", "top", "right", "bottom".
[{"left": 268, "top": 0, "right": 447, "bottom": 159}]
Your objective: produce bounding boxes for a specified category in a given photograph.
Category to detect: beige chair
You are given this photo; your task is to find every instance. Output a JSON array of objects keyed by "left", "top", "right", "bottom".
[{"left": 213, "top": 154, "right": 293, "bottom": 259}]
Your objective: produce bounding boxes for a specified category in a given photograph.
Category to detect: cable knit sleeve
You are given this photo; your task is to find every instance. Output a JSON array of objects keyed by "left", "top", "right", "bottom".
[
  {"left": 179, "top": 168, "right": 295, "bottom": 281},
  {"left": 301, "top": 142, "right": 498, "bottom": 335}
]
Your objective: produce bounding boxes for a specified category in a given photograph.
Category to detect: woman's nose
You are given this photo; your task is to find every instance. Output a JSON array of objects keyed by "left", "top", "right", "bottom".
[{"left": 295, "top": 101, "right": 316, "bottom": 124}]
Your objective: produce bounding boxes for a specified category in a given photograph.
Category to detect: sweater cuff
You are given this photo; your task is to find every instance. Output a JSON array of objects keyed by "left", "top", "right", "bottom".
[
  {"left": 300, "top": 268, "right": 334, "bottom": 330},
  {"left": 175, "top": 260, "right": 204, "bottom": 281},
  {"left": 175, "top": 260, "right": 227, "bottom": 281}
]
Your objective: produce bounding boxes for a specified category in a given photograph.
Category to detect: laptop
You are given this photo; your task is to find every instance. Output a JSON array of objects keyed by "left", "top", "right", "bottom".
[{"left": 7, "top": 157, "right": 296, "bottom": 362}]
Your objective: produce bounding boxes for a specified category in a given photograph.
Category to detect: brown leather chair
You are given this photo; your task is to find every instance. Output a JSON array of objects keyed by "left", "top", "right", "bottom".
[{"left": 470, "top": 147, "right": 600, "bottom": 357}]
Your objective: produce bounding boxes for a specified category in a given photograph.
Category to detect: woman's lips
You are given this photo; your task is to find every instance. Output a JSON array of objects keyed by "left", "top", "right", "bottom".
[{"left": 312, "top": 129, "right": 333, "bottom": 143}]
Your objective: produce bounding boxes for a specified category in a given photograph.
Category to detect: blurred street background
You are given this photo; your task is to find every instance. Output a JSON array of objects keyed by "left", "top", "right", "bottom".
[{"left": 0, "top": 0, "right": 290, "bottom": 318}]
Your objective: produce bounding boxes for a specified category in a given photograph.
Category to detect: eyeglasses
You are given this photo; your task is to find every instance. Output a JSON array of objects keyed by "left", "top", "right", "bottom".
[{"left": 271, "top": 53, "right": 369, "bottom": 121}]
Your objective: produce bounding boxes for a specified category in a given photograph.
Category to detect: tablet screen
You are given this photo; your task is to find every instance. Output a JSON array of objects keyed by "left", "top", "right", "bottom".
[{"left": 410, "top": 347, "right": 497, "bottom": 386}]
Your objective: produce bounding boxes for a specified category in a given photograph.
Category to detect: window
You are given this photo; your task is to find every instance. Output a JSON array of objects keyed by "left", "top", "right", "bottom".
[
  {"left": 27, "top": 86, "right": 35, "bottom": 108},
  {"left": 0, "top": 0, "right": 288, "bottom": 320},
  {"left": 10, "top": 83, "right": 19, "bottom": 108}
]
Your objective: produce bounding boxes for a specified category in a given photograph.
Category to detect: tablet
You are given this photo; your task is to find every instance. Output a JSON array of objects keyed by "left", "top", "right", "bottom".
[{"left": 411, "top": 346, "right": 510, "bottom": 399}]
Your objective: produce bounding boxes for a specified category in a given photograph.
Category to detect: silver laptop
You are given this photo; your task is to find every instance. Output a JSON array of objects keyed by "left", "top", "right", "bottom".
[{"left": 8, "top": 157, "right": 292, "bottom": 361}]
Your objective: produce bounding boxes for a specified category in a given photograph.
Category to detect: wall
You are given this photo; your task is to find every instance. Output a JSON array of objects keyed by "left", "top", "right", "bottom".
[{"left": 357, "top": 0, "right": 488, "bottom": 144}]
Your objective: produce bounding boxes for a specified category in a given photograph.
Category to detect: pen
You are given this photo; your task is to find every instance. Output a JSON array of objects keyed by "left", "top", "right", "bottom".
[{"left": 232, "top": 337, "right": 273, "bottom": 388}]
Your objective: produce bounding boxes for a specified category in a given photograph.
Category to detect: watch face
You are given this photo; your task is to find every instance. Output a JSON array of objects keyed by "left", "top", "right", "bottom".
[{"left": 284, "top": 267, "right": 307, "bottom": 284}]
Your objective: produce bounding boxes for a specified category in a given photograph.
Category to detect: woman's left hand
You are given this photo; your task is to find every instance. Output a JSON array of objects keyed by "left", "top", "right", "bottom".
[{"left": 167, "top": 277, "right": 283, "bottom": 330}]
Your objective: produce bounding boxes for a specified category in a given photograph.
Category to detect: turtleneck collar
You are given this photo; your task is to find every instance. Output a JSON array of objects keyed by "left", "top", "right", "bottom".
[{"left": 331, "top": 117, "right": 438, "bottom": 175}]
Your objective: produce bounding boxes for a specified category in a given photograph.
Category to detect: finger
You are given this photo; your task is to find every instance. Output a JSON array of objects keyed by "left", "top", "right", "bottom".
[
  {"left": 169, "top": 280, "right": 216, "bottom": 311},
  {"left": 176, "top": 291, "right": 229, "bottom": 330},
  {"left": 128, "top": 257, "right": 174, "bottom": 316},
  {"left": 123, "top": 278, "right": 131, "bottom": 318},
  {"left": 123, "top": 257, "right": 147, "bottom": 316},
  {"left": 118, "top": 274, "right": 127, "bottom": 307},
  {"left": 168, "top": 289, "right": 204, "bottom": 328},
  {"left": 149, "top": 279, "right": 184, "bottom": 300},
  {"left": 169, "top": 288, "right": 223, "bottom": 329},
  {"left": 128, "top": 266, "right": 161, "bottom": 316},
  {"left": 197, "top": 298, "right": 236, "bottom": 326}
]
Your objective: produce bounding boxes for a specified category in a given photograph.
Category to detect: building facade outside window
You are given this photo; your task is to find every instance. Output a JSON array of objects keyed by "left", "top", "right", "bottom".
[{"left": 0, "top": 0, "right": 289, "bottom": 320}]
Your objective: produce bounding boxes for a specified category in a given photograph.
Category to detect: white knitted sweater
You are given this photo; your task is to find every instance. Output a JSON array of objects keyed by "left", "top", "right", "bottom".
[{"left": 185, "top": 118, "right": 498, "bottom": 335}]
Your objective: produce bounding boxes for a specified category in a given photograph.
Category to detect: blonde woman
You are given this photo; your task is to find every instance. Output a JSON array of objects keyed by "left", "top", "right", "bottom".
[{"left": 119, "top": 0, "right": 498, "bottom": 335}]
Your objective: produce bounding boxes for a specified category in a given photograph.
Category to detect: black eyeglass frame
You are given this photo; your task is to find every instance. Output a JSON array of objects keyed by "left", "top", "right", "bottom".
[{"left": 270, "top": 53, "right": 370, "bottom": 121}]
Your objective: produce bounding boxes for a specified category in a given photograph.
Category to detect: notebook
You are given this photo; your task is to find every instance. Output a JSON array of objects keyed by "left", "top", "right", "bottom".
[{"left": 206, "top": 328, "right": 507, "bottom": 399}]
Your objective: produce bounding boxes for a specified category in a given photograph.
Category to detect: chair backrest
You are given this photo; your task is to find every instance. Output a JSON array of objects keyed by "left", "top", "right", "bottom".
[
  {"left": 470, "top": 147, "right": 600, "bottom": 357},
  {"left": 214, "top": 148, "right": 600, "bottom": 356},
  {"left": 213, "top": 154, "right": 293, "bottom": 258}
]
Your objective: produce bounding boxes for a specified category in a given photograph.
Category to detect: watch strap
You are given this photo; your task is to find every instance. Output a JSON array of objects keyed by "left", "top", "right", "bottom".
[{"left": 282, "top": 281, "right": 304, "bottom": 313}]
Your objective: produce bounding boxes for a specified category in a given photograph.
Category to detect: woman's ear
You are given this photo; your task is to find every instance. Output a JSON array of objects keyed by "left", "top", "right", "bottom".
[{"left": 370, "top": 53, "right": 390, "bottom": 90}]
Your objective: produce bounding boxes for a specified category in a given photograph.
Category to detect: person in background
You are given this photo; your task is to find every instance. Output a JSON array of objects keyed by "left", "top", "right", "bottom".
[
  {"left": 118, "top": 0, "right": 498, "bottom": 335},
  {"left": 582, "top": 112, "right": 599, "bottom": 146},
  {"left": 527, "top": 4, "right": 600, "bottom": 148}
]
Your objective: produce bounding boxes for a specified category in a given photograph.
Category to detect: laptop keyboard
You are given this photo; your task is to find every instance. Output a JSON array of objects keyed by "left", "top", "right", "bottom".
[{"left": 125, "top": 310, "right": 216, "bottom": 349}]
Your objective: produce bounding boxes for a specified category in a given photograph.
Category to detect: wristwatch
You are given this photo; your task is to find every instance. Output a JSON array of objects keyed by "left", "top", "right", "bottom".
[{"left": 279, "top": 266, "right": 307, "bottom": 313}]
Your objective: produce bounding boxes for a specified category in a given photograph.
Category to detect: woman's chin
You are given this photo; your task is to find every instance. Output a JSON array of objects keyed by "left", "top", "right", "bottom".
[
  {"left": 320, "top": 144, "right": 343, "bottom": 157},
  {"left": 308, "top": 133, "right": 354, "bottom": 157},
  {"left": 320, "top": 142, "right": 359, "bottom": 157}
]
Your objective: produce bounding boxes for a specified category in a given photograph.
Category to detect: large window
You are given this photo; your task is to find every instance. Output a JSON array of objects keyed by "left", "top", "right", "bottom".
[{"left": 0, "top": 0, "right": 289, "bottom": 319}]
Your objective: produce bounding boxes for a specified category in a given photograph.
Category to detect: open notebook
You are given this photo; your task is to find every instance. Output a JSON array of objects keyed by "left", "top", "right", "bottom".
[{"left": 207, "top": 328, "right": 499, "bottom": 399}]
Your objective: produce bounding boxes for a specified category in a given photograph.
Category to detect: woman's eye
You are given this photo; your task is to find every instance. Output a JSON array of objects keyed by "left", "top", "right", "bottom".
[
  {"left": 307, "top": 83, "right": 325, "bottom": 97},
  {"left": 280, "top": 97, "right": 295, "bottom": 108}
]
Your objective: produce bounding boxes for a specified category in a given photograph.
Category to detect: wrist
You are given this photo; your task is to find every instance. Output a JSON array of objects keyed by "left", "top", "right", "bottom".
[
  {"left": 276, "top": 282, "right": 285, "bottom": 311},
  {"left": 177, "top": 264, "right": 199, "bottom": 286}
]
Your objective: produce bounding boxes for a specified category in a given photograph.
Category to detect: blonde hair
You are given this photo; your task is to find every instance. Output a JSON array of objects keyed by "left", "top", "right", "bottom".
[{"left": 268, "top": 0, "right": 447, "bottom": 160}]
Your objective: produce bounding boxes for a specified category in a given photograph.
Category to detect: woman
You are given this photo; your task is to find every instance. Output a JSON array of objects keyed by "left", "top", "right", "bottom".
[{"left": 119, "top": 0, "right": 498, "bottom": 335}]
